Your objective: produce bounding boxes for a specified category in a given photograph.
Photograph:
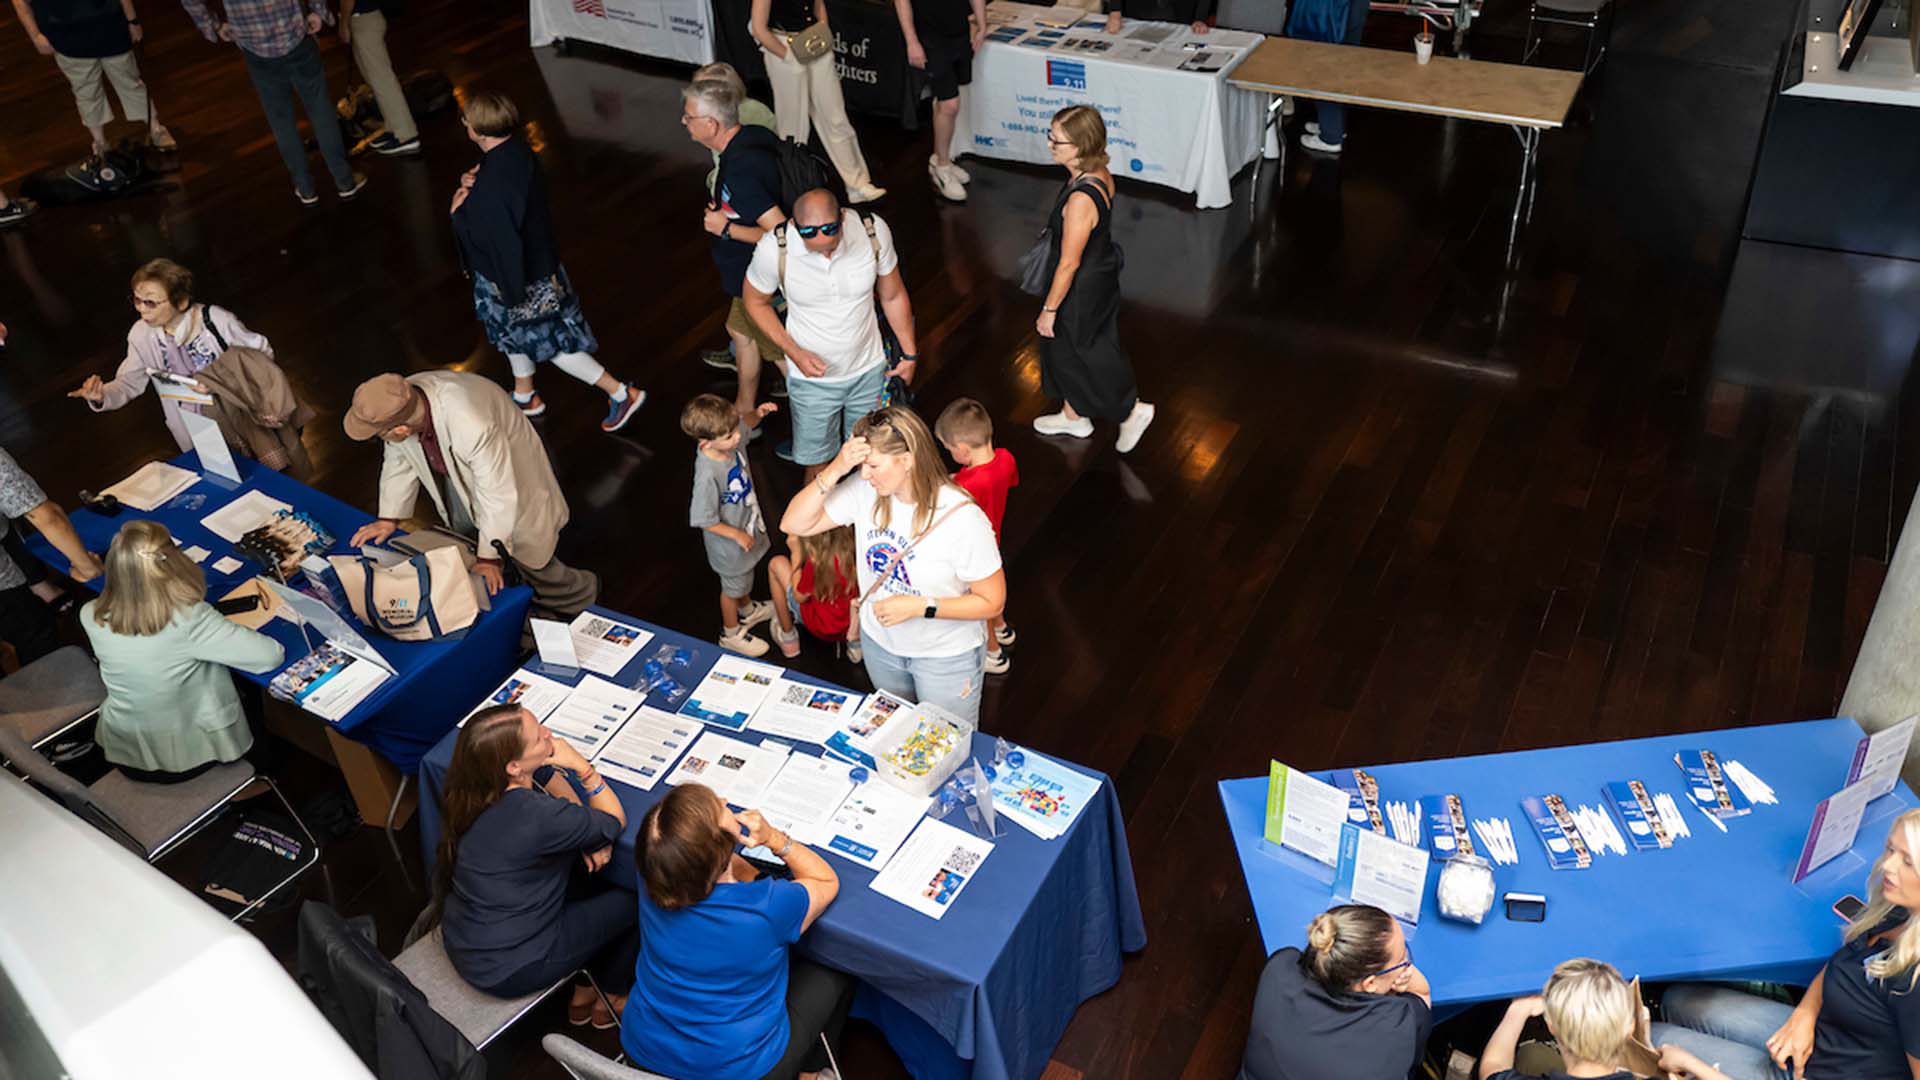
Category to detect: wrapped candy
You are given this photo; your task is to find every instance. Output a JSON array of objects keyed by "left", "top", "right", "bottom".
[{"left": 1436, "top": 853, "right": 1496, "bottom": 925}]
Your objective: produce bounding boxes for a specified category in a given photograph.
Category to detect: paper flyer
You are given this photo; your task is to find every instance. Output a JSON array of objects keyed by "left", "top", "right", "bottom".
[
  {"left": 756, "top": 754, "right": 857, "bottom": 845},
  {"left": 679, "top": 655, "right": 782, "bottom": 731},
  {"left": 988, "top": 749, "right": 1102, "bottom": 839},
  {"left": 1332, "top": 821, "right": 1430, "bottom": 925},
  {"left": 182, "top": 411, "right": 241, "bottom": 484},
  {"left": 749, "top": 678, "right": 865, "bottom": 745},
  {"left": 1847, "top": 715, "right": 1917, "bottom": 802},
  {"left": 592, "top": 705, "right": 699, "bottom": 792},
  {"left": 1264, "top": 761, "right": 1350, "bottom": 867},
  {"left": 820, "top": 779, "right": 932, "bottom": 872},
  {"left": 664, "top": 730, "right": 790, "bottom": 807},
  {"left": 200, "top": 490, "right": 293, "bottom": 543},
  {"left": 567, "top": 611, "right": 655, "bottom": 677},
  {"left": 268, "top": 643, "right": 388, "bottom": 721},
  {"left": 869, "top": 816, "right": 994, "bottom": 920},
  {"left": 1793, "top": 780, "right": 1876, "bottom": 883},
  {"left": 462, "top": 668, "right": 571, "bottom": 726},
  {"left": 824, "top": 689, "right": 914, "bottom": 768},
  {"left": 545, "top": 675, "right": 642, "bottom": 757}
]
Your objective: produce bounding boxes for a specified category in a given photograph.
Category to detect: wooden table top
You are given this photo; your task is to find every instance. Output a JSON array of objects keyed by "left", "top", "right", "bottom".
[{"left": 1227, "top": 36, "right": 1584, "bottom": 129}]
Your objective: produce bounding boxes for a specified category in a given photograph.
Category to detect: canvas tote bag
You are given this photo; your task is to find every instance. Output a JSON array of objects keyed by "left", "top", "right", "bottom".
[{"left": 328, "top": 546, "right": 480, "bottom": 642}]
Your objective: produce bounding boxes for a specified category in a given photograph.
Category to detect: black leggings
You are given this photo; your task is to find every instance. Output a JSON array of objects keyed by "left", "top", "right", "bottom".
[
  {"left": 483, "top": 877, "right": 640, "bottom": 998},
  {"left": 757, "top": 957, "right": 854, "bottom": 1080}
]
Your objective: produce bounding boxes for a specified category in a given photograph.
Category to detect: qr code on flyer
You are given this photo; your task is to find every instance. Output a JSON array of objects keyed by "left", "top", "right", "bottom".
[{"left": 942, "top": 846, "right": 982, "bottom": 876}]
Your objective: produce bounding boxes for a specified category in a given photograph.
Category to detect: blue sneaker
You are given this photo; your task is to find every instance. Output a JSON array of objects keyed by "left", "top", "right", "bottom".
[{"left": 602, "top": 386, "right": 645, "bottom": 433}]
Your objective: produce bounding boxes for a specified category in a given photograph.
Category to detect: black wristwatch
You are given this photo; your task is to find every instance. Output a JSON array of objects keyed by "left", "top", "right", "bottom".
[
  {"left": 923, "top": 600, "right": 938, "bottom": 619},
  {"left": 127, "top": 16, "right": 141, "bottom": 22},
  {"left": 721, "top": 220, "right": 733, "bottom": 240}
]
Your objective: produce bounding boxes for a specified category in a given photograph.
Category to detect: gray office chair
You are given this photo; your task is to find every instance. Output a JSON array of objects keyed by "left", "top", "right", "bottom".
[
  {"left": 541, "top": 1034, "right": 674, "bottom": 1080},
  {"left": 0, "top": 727, "right": 319, "bottom": 921},
  {"left": 394, "top": 926, "right": 616, "bottom": 1052},
  {"left": 1524, "top": 0, "right": 1615, "bottom": 73},
  {"left": 0, "top": 645, "right": 106, "bottom": 749}
]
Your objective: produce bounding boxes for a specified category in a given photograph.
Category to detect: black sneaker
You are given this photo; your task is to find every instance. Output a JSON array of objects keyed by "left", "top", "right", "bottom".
[
  {"left": 337, "top": 172, "right": 369, "bottom": 200},
  {"left": 295, "top": 188, "right": 320, "bottom": 207},
  {"left": 369, "top": 133, "right": 422, "bottom": 157},
  {"left": 0, "top": 199, "right": 36, "bottom": 229},
  {"left": 701, "top": 347, "right": 738, "bottom": 371}
]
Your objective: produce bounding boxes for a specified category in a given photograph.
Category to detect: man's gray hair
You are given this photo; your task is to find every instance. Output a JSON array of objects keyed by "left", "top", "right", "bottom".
[{"left": 682, "top": 79, "right": 741, "bottom": 129}]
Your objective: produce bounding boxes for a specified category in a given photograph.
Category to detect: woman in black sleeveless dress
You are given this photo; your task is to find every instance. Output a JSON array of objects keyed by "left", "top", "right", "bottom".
[{"left": 1033, "top": 105, "right": 1156, "bottom": 454}]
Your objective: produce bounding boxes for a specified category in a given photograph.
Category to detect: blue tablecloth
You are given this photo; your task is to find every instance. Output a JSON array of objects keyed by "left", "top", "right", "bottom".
[
  {"left": 26, "top": 452, "right": 532, "bottom": 772},
  {"left": 1220, "top": 717, "right": 1918, "bottom": 1009},
  {"left": 417, "top": 610, "right": 1147, "bottom": 1080}
]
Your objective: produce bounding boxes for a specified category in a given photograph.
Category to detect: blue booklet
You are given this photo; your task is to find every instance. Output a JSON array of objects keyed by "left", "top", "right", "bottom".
[
  {"left": 1328, "top": 769, "right": 1387, "bottom": 834},
  {"left": 1604, "top": 780, "right": 1673, "bottom": 850},
  {"left": 1423, "top": 794, "right": 1475, "bottom": 857},
  {"left": 1520, "top": 794, "right": 1592, "bottom": 869},
  {"left": 1674, "top": 749, "right": 1751, "bottom": 818}
]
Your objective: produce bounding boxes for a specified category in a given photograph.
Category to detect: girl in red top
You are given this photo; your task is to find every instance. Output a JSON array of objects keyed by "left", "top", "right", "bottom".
[{"left": 767, "top": 526, "right": 862, "bottom": 660}]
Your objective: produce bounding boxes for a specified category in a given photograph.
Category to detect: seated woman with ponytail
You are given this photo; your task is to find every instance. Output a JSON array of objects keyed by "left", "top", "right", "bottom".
[
  {"left": 1651, "top": 808, "right": 1920, "bottom": 1080},
  {"left": 435, "top": 703, "right": 636, "bottom": 1027},
  {"left": 1238, "top": 903, "right": 1433, "bottom": 1080}
]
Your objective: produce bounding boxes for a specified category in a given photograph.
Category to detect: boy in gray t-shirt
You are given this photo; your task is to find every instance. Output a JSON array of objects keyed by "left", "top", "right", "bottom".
[{"left": 683, "top": 395, "right": 779, "bottom": 656}]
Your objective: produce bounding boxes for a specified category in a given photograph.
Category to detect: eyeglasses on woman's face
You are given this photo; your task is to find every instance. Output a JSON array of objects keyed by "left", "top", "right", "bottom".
[
  {"left": 131, "top": 294, "right": 168, "bottom": 311},
  {"left": 1366, "top": 943, "right": 1414, "bottom": 982},
  {"left": 1047, "top": 136, "right": 1075, "bottom": 147}
]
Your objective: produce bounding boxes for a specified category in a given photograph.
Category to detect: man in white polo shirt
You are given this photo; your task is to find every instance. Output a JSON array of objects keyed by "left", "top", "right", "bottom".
[{"left": 742, "top": 188, "right": 920, "bottom": 479}]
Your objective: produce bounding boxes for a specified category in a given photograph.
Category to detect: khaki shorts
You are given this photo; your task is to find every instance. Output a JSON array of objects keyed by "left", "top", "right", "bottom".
[{"left": 727, "top": 298, "right": 785, "bottom": 366}]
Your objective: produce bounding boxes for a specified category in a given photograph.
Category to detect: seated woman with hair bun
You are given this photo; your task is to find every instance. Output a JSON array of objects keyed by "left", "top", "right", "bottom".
[{"left": 1238, "top": 904, "right": 1433, "bottom": 1080}]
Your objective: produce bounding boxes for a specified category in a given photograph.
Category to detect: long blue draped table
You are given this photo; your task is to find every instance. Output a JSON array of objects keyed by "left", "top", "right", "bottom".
[
  {"left": 417, "top": 610, "right": 1147, "bottom": 1080},
  {"left": 1220, "top": 717, "right": 1917, "bottom": 1011},
  {"left": 24, "top": 452, "right": 532, "bottom": 775}
]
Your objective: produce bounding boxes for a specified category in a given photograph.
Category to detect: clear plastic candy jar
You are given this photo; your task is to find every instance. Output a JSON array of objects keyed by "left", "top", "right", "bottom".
[{"left": 1436, "top": 852, "right": 1497, "bottom": 925}]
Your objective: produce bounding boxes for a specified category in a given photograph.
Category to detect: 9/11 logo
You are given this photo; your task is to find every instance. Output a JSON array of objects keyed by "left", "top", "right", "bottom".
[{"left": 1046, "top": 59, "right": 1086, "bottom": 89}]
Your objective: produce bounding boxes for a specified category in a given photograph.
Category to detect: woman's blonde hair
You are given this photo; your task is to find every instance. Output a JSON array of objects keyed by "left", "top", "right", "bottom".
[
  {"left": 1053, "top": 104, "right": 1109, "bottom": 173},
  {"left": 1847, "top": 808, "right": 1920, "bottom": 990},
  {"left": 91, "top": 520, "right": 207, "bottom": 636},
  {"left": 850, "top": 406, "right": 970, "bottom": 536},
  {"left": 1541, "top": 958, "right": 1635, "bottom": 1065},
  {"left": 463, "top": 91, "right": 521, "bottom": 138}
]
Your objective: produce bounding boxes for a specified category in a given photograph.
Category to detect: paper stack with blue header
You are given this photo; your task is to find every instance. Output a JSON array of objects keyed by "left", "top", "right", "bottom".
[{"left": 988, "top": 748, "right": 1102, "bottom": 839}]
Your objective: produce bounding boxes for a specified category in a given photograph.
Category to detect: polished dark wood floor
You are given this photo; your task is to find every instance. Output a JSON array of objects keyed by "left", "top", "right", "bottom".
[{"left": 3, "top": 0, "right": 1910, "bottom": 1075}]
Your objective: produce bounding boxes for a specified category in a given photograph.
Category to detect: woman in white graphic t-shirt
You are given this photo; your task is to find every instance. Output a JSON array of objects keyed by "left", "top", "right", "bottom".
[{"left": 780, "top": 406, "right": 1005, "bottom": 725}]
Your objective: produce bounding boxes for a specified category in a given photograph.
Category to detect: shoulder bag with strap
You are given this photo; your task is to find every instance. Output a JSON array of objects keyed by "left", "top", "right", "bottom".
[
  {"left": 1016, "top": 177, "right": 1119, "bottom": 296},
  {"left": 775, "top": 209, "right": 879, "bottom": 287},
  {"left": 848, "top": 496, "right": 972, "bottom": 622}
]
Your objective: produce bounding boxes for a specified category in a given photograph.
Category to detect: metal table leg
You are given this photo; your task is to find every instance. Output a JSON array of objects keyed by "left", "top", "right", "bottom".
[
  {"left": 1250, "top": 94, "right": 1286, "bottom": 209},
  {"left": 1506, "top": 125, "right": 1540, "bottom": 265}
]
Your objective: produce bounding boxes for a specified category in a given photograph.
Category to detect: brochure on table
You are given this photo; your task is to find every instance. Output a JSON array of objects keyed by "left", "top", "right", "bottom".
[
  {"left": 1792, "top": 779, "right": 1877, "bottom": 886},
  {"left": 201, "top": 490, "right": 294, "bottom": 543},
  {"left": 869, "top": 816, "right": 995, "bottom": 920},
  {"left": 679, "top": 655, "right": 782, "bottom": 731},
  {"left": 593, "top": 705, "right": 700, "bottom": 792},
  {"left": 1332, "top": 821, "right": 1431, "bottom": 926},
  {"left": 757, "top": 753, "right": 858, "bottom": 845},
  {"left": 462, "top": 668, "right": 571, "bottom": 726},
  {"left": 1263, "top": 761, "right": 1349, "bottom": 880},
  {"left": 821, "top": 779, "right": 932, "bottom": 873},
  {"left": 664, "top": 729, "right": 790, "bottom": 808},
  {"left": 823, "top": 689, "right": 914, "bottom": 768},
  {"left": 268, "top": 642, "right": 389, "bottom": 721},
  {"left": 102, "top": 460, "right": 199, "bottom": 511},
  {"left": 988, "top": 749, "right": 1102, "bottom": 839},
  {"left": 545, "top": 676, "right": 643, "bottom": 758},
  {"left": 1847, "top": 715, "right": 1917, "bottom": 824},
  {"left": 567, "top": 611, "right": 655, "bottom": 677},
  {"left": 749, "top": 678, "right": 865, "bottom": 745}
]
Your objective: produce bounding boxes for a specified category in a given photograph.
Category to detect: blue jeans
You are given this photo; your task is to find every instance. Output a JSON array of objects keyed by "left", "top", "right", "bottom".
[
  {"left": 1648, "top": 985, "right": 1794, "bottom": 1080},
  {"left": 860, "top": 636, "right": 984, "bottom": 727},
  {"left": 1304, "top": 0, "right": 1369, "bottom": 146},
  {"left": 787, "top": 364, "right": 886, "bottom": 466},
  {"left": 240, "top": 36, "right": 352, "bottom": 195}
]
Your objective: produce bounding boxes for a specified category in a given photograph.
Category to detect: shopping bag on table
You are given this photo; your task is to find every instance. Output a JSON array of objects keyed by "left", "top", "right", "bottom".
[{"left": 328, "top": 546, "right": 479, "bottom": 642}]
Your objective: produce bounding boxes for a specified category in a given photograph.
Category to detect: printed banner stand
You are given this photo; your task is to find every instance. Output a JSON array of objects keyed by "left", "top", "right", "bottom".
[{"left": 530, "top": 0, "right": 717, "bottom": 65}]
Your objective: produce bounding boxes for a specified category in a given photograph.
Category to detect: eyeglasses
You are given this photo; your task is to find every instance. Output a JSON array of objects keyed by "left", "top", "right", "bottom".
[
  {"left": 794, "top": 221, "right": 842, "bottom": 239},
  {"left": 131, "top": 295, "right": 166, "bottom": 310},
  {"left": 679, "top": 113, "right": 712, "bottom": 127},
  {"left": 1047, "top": 137, "right": 1075, "bottom": 146},
  {"left": 1366, "top": 945, "right": 1414, "bottom": 981}
]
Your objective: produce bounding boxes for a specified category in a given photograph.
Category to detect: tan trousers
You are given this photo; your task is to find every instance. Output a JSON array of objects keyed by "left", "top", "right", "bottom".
[
  {"left": 761, "top": 41, "right": 874, "bottom": 191},
  {"left": 350, "top": 11, "right": 418, "bottom": 142},
  {"left": 54, "top": 51, "right": 150, "bottom": 131}
]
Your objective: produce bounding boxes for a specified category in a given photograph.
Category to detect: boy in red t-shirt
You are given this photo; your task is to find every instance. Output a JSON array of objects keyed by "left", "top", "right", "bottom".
[{"left": 936, "top": 398, "right": 1018, "bottom": 674}]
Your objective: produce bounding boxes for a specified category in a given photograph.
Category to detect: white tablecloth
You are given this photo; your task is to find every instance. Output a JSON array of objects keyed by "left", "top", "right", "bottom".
[
  {"left": 951, "top": 2, "right": 1268, "bottom": 209},
  {"left": 528, "top": 0, "right": 715, "bottom": 65}
]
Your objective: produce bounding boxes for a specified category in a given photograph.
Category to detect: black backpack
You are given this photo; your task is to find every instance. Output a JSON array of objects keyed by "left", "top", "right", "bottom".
[{"left": 774, "top": 136, "right": 837, "bottom": 212}]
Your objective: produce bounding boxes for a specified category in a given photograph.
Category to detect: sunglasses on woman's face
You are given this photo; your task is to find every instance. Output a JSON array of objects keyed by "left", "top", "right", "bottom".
[
  {"left": 794, "top": 221, "right": 842, "bottom": 239},
  {"left": 131, "top": 295, "right": 166, "bottom": 310}
]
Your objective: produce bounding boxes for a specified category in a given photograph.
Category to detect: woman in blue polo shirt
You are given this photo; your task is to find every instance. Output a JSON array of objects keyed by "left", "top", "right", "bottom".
[
  {"left": 623, "top": 783, "right": 851, "bottom": 1080},
  {"left": 1652, "top": 809, "right": 1920, "bottom": 1080}
]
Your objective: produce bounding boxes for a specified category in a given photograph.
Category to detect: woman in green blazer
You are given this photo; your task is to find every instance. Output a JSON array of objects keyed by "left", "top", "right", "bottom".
[{"left": 82, "top": 521, "right": 285, "bottom": 782}]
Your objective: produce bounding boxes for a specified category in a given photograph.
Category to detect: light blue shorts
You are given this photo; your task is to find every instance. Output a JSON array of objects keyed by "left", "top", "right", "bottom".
[{"left": 786, "top": 364, "right": 886, "bottom": 467}]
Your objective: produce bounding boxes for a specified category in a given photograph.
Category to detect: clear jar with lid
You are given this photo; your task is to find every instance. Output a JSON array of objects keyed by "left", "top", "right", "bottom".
[{"left": 1436, "top": 852, "right": 1496, "bottom": 925}]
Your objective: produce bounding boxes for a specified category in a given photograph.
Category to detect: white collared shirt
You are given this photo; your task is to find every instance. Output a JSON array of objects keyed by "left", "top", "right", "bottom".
[{"left": 745, "top": 209, "right": 899, "bottom": 383}]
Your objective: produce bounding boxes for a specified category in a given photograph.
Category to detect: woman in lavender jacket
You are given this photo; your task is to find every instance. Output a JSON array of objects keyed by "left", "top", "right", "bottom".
[{"left": 68, "top": 258, "right": 271, "bottom": 452}]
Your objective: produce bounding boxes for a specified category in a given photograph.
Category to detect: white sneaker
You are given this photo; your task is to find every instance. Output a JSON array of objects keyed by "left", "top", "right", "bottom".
[
  {"left": 772, "top": 622, "right": 800, "bottom": 658},
  {"left": 984, "top": 649, "right": 1010, "bottom": 675},
  {"left": 737, "top": 599, "right": 775, "bottom": 631},
  {"left": 1033, "top": 411, "right": 1093, "bottom": 438},
  {"left": 931, "top": 154, "right": 971, "bottom": 185},
  {"left": 1304, "top": 120, "right": 1320, "bottom": 136},
  {"left": 1300, "top": 131, "right": 1343, "bottom": 155},
  {"left": 719, "top": 625, "right": 770, "bottom": 657},
  {"left": 1115, "top": 401, "right": 1156, "bottom": 453},
  {"left": 929, "top": 160, "right": 967, "bottom": 202},
  {"left": 994, "top": 623, "right": 1016, "bottom": 646},
  {"left": 846, "top": 183, "right": 887, "bottom": 204}
]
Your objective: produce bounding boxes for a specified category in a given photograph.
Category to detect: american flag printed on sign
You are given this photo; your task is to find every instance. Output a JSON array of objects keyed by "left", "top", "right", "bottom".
[{"left": 573, "top": 0, "right": 605, "bottom": 15}]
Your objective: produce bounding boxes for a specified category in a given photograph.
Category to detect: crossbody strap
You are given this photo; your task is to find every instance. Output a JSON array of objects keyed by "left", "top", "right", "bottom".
[{"left": 858, "top": 501, "right": 971, "bottom": 608}]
